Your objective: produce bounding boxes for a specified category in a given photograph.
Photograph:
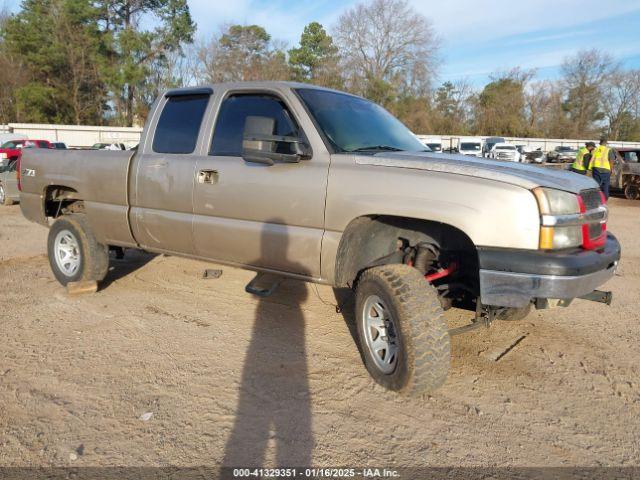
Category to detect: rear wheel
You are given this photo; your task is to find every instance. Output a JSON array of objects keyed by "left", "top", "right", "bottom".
[
  {"left": 47, "top": 214, "right": 109, "bottom": 286},
  {"left": 0, "top": 183, "right": 13, "bottom": 206},
  {"left": 355, "top": 264, "right": 450, "bottom": 396},
  {"left": 624, "top": 184, "right": 640, "bottom": 200}
]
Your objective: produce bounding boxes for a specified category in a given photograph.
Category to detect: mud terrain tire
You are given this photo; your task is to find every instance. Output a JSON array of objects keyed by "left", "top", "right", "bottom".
[{"left": 355, "top": 264, "right": 450, "bottom": 396}]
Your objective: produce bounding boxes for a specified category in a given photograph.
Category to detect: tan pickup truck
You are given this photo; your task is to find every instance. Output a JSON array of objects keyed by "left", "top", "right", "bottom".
[{"left": 19, "top": 82, "right": 621, "bottom": 396}]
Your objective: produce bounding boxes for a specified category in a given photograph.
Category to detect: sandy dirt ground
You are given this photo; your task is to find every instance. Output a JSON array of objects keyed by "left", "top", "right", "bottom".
[{"left": 0, "top": 199, "right": 639, "bottom": 471}]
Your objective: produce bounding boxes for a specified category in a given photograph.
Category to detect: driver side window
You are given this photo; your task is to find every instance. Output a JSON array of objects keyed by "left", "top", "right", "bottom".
[{"left": 210, "top": 94, "right": 299, "bottom": 157}]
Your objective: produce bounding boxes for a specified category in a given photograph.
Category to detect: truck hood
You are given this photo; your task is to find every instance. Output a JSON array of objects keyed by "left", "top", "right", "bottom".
[{"left": 355, "top": 151, "right": 597, "bottom": 193}]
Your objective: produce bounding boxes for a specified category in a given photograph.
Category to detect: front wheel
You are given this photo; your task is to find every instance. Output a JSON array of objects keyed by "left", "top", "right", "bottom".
[
  {"left": 624, "top": 184, "right": 640, "bottom": 200},
  {"left": 47, "top": 214, "right": 109, "bottom": 286},
  {"left": 355, "top": 264, "right": 451, "bottom": 396}
]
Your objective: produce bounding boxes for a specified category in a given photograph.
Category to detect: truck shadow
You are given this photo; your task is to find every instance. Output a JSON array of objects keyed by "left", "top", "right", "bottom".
[
  {"left": 101, "top": 249, "right": 157, "bottom": 289},
  {"left": 332, "top": 287, "right": 366, "bottom": 363},
  {"left": 221, "top": 221, "right": 313, "bottom": 471}
]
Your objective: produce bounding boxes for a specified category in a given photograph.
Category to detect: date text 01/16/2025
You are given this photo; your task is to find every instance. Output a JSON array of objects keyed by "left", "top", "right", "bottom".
[{"left": 231, "top": 468, "right": 401, "bottom": 478}]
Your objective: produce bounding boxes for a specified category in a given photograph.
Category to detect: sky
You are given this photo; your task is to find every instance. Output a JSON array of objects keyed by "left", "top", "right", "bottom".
[
  {"left": 4, "top": 0, "right": 640, "bottom": 86},
  {"left": 185, "top": 0, "right": 640, "bottom": 86}
]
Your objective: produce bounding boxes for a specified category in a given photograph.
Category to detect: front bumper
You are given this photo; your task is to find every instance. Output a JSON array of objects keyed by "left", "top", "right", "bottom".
[{"left": 478, "top": 234, "right": 621, "bottom": 308}]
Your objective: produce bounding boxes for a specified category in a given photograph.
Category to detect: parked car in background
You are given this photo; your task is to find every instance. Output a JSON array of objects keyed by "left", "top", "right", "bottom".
[
  {"left": 91, "top": 142, "right": 126, "bottom": 151},
  {"left": 516, "top": 144, "right": 529, "bottom": 157},
  {"left": 515, "top": 145, "right": 543, "bottom": 164},
  {"left": 0, "top": 158, "right": 19, "bottom": 206},
  {"left": 417, "top": 135, "right": 443, "bottom": 152},
  {"left": 611, "top": 148, "right": 640, "bottom": 200},
  {"left": 0, "top": 139, "right": 52, "bottom": 163},
  {"left": 525, "top": 148, "right": 544, "bottom": 164},
  {"left": 482, "top": 136, "right": 506, "bottom": 157},
  {"left": 458, "top": 137, "right": 483, "bottom": 157},
  {"left": 51, "top": 142, "right": 68, "bottom": 149},
  {"left": 488, "top": 143, "right": 521, "bottom": 162},
  {"left": 546, "top": 146, "right": 578, "bottom": 163}
]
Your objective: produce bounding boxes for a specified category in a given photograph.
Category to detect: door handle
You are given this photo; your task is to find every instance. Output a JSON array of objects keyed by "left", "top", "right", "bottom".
[{"left": 198, "top": 169, "right": 219, "bottom": 184}]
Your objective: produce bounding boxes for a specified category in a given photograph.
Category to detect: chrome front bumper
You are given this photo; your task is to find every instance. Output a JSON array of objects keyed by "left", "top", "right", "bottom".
[{"left": 479, "top": 261, "right": 618, "bottom": 308}]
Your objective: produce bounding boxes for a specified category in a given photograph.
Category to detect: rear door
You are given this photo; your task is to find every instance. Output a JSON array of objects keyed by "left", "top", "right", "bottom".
[
  {"left": 192, "top": 90, "right": 330, "bottom": 278},
  {"left": 130, "top": 90, "right": 212, "bottom": 255}
]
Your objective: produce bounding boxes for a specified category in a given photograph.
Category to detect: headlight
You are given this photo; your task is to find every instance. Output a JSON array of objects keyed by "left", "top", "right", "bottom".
[
  {"left": 533, "top": 187, "right": 579, "bottom": 215},
  {"left": 0, "top": 153, "right": 6, "bottom": 159},
  {"left": 533, "top": 188, "right": 582, "bottom": 249}
]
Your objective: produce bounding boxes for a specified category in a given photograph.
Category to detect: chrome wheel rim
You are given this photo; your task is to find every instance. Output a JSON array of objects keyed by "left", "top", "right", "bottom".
[
  {"left": 362, "top": 295, "right": 398, "bottom": 374},
  {"left": 0, "top": 185, "right": 5, "bottom": 204},
  {"left": 54, "top": 229, "right": 81, "bottom": 277}
]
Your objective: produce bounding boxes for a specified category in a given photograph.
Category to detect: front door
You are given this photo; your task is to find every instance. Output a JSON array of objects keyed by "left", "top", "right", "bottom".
[
  {"left": 131, "top": 92, "right": 211, "bottom": 255},
  {"left": 192, "top": 92, "right": 329, "bottom": 278}
]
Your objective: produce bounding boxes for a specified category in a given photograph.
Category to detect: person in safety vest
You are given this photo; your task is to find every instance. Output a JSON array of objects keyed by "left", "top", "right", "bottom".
[
  {"left": 571, "top": 142, "right": 595, "bottom": 174},
  {"left": 588, "top": 137, "right": 616, "bottom": 200}
]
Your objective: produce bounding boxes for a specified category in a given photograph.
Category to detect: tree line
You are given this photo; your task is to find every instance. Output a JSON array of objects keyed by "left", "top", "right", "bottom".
[{"left": 1, "top": 0, "right": 638, "bottom": 141}]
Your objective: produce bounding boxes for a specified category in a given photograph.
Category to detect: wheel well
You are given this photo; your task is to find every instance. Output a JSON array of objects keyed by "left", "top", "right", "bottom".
[
  {"left": 623, "top": 174, "right": 640, "bottom": 187},
  {"left": 44, "top": 186, "right": 84, "bottom": 218},
  {"left": 334, "top": 215, "right": 478, "bottom": 289}
]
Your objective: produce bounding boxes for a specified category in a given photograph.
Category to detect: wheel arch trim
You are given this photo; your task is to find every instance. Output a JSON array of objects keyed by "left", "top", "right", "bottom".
[{"left": 326, "top": 214, "right": 478, "bottom": 287}]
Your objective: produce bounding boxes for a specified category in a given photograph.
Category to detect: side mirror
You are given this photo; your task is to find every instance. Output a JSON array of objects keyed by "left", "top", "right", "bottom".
[{"left": 242, "top": 116, "right": 311, "bottom": 166}]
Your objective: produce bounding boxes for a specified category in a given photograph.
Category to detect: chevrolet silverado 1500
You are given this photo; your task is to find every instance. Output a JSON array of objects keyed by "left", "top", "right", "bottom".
[{"left": 19, "top": 82, "right": 621, "bottom": 396}]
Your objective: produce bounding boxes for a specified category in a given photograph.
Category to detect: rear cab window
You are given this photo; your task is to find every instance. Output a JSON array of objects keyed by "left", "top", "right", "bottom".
[
  {"left": 210, "top": 94, "right": 300, "bottom": 157},
  {"left": 153, "top": 94, "right": 210, "bottom": 154}
]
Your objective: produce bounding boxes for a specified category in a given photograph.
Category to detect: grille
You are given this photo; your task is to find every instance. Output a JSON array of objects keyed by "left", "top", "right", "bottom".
[
  {"left": 580, "top": 189, "right": 606, "bottom": 247},
  {"left": 580, "top": 189, "right": 602, "bottom": 211}
]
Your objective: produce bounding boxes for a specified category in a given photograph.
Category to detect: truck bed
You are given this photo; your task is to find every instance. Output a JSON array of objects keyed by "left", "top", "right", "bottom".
[{"left": 19, "top": 149, "right": 136, "bottom": 246}]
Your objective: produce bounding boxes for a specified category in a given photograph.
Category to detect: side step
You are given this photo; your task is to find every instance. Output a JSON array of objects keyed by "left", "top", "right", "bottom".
[
  {"left": 448, "top": 300, "right": 494, "bottom": 337},
  {"left": 245, "top": 273, "right": 283, "bottom": 298}
]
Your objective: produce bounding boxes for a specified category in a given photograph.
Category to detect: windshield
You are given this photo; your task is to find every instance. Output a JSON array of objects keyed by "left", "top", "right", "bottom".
[
  {"left": 557, "top": 146, "right": 574, "bottom": 151},
  {"left": 496, "top": 146, "right": 515, "bottom": 150},
  {"left": 1, "top": 141, "right": 23, "bottom": 149},
  {"left": 460, "top": 142, "right": 480, "bottom": 150},
  {"left": 296, "top": 88, "right": 427, "bottom": 153}
]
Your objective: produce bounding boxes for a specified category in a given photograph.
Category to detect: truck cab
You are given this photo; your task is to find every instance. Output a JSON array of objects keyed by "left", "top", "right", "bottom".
[{"left": 457, "top": 137, "right": 483, "bottom": 157}]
